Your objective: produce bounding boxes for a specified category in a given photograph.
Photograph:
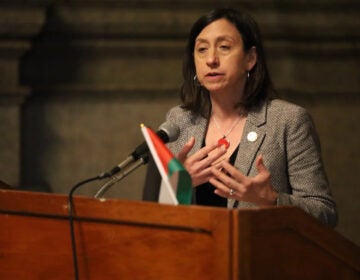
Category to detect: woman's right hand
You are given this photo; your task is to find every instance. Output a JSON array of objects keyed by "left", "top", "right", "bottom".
[{"left": 176, "top": 137, "right": 228, "bottom": 187}]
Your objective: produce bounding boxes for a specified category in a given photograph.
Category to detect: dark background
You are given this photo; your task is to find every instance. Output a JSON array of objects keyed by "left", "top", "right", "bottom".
[{"left": 0, "top": 0, "right": 359, "bottom": 245}]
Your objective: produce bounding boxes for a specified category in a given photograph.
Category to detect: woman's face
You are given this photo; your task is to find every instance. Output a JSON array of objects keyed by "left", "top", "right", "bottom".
[{"left": 194, "top": 18, "right": 256, "bottom": 95}]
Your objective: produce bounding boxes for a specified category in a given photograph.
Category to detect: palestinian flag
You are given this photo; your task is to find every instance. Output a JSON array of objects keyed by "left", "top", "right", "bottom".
[{"left": 141, "top": 124, "right": 192, "bottom": 205}]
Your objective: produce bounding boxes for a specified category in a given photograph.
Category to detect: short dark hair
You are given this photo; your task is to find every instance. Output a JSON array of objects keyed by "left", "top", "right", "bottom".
[{"left": 180, "top": 8, "right": 274, "bottom": 117}]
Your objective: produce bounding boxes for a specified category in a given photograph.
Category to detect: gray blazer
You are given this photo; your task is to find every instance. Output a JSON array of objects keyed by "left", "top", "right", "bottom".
[{"left": 144, "top": 99, "right": 337, "bottom": 227}]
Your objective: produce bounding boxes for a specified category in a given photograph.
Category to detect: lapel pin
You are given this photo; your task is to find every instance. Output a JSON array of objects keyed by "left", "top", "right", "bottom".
[{"left": 247, "top": 131, "right": 258, "bottom": 142}]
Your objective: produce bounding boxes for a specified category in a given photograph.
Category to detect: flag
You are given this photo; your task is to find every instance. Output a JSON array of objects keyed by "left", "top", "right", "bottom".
[{"left": 141, "top": 124, "right": 192, "bottom": 205}]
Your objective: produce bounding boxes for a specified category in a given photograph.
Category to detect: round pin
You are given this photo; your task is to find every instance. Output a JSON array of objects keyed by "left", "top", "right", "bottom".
[{"left": 247, "top": 131, "right": 258, "bottom": 142}]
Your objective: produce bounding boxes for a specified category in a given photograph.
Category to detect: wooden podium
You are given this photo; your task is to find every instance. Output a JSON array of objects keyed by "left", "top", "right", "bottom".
[{"left": 0, "top": 189, "right": 359, "bottom": 279}]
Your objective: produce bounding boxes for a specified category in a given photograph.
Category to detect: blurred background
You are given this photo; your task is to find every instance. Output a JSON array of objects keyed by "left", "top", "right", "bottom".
[{"left": 0, "top": 0, "right": 359, "bottom": 245}]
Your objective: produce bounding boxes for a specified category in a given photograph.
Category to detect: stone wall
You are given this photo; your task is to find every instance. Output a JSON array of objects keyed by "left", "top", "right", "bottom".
[{"left": 0, "top": 0, "right": 359, "bottom": 245}]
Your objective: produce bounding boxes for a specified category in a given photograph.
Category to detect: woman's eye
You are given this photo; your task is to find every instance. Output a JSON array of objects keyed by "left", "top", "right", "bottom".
[
  {"left": 220, "top": 45, "right": 230, "bottom": 50},
  {"left": 197, "top": 47, "right": 207, "bottom": 53}
]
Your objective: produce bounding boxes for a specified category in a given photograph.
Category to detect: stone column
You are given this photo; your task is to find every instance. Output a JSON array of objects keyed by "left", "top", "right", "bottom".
[{"left": 0, "top": 1, "right": 49, "bottom": 186}]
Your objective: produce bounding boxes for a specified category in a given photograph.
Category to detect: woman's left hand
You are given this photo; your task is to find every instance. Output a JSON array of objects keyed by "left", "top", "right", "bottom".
[{"left": 209, "top": 155, "right": 278, "bottom": 206}]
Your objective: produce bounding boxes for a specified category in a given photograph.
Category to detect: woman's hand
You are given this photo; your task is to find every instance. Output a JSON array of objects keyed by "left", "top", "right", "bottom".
[
  {"left": 177, "top": 137, "right": 228, "bottom": 187},
  {"left": 210, "top": 155, "right": 278, "bottom": 206}
]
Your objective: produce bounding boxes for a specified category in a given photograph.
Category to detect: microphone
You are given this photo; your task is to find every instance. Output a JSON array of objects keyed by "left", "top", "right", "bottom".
[
  {"left": 99, "top": 121, "right": 180, "bottom": 179},
  {"left": 95, "top": 154, "right": 150, "bottom": 199}
]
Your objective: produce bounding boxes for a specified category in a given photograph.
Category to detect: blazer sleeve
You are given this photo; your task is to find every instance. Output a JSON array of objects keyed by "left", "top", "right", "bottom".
[{"left": 277, "top": 108, "right": 338, "bottom": 227}]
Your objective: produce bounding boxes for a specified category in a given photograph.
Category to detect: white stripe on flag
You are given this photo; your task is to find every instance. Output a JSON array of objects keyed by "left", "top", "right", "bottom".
[{"left": 141, "top": 124, "right": 178, "bottom": 205}]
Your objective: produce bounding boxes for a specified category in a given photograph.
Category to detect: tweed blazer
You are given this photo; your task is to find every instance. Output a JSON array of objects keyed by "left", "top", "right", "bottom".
[{"left": 143, "top": 99, "right": 337, "bottom": 227}]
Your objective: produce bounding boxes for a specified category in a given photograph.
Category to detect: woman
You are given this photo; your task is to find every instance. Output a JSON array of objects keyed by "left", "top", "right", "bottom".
[{"left": 144, "top": 8, "right": 337, "bottom": 227}]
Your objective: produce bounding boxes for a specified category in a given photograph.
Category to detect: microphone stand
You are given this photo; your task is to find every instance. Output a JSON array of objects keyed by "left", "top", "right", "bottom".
[
  {"left": 94, "top": 154, "right": 149, "bottom": 199},
  {"left": 67, "top": 155, "right": 149, "bottom": 279}
]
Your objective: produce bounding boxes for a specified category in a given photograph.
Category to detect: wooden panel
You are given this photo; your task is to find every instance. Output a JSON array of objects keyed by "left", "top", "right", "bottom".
[
  {"left": 0, "top": 190, "right": 231, "bottom": 279},
  {"left": 233, "top": 207, "right": 360, "bottom": 280}
]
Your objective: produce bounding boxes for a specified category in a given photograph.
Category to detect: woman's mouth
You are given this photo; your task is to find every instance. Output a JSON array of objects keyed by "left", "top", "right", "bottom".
[
  {"left": 205, "top": 72, "right": 224, "bottom": 81},
  {"left": 206, "top": 72, "right": 222, "bottom": 77}
]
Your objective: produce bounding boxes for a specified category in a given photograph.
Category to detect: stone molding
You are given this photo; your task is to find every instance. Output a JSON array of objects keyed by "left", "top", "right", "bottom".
[
  {"left": 0, "top": 1, "right": 49, "bottom": 104},
  {"left": 12, "top": 0, "right": 358, "bottom": 99}
]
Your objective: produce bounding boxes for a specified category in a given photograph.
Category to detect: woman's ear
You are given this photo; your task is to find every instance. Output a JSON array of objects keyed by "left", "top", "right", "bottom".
[{"left": 246, "top": 46, "right": 257, "bottom": 71}]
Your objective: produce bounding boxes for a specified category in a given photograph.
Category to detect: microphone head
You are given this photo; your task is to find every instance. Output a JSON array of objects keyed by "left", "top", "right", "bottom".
[
  {"left": 158, "top": 121, "right": 180, "bottom": 143},
  {"left": 132, "top": 121, "right": 180, "bottom": 160}
]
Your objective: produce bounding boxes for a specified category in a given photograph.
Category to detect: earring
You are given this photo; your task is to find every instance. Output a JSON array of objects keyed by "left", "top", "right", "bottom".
[
  {"left": 247, "top": 71, "right": 250, "bottom": 79},
  {"left": 193, "top": 74, "right": 202, "bottom": 87}
]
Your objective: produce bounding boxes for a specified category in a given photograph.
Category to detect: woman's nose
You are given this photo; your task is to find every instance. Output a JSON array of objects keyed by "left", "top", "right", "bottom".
[{"left": 206, "top": 48, "right": 219, "bottom": 67}]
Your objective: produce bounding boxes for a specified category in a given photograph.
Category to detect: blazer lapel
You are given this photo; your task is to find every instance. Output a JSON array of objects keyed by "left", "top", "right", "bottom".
[
  {"left": 234, "top": 101, "right": 267, "bottom": 176},
  {"left": 185, "top": 115, "right": 208, "bottom": 156}
]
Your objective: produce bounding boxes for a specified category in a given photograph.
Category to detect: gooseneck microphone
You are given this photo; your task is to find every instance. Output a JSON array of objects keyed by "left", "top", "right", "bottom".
[
  {"left": 94, "top": 154, "right": 150, "bottom": 199},
  {"left": 99, "top": 121, "right": 180, "bottom": 179}
]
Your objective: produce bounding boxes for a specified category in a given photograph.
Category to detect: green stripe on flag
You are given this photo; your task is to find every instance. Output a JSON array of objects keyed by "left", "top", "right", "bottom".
[{"left": 167, "top": 158, "right": 192, "bottom": 205}]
